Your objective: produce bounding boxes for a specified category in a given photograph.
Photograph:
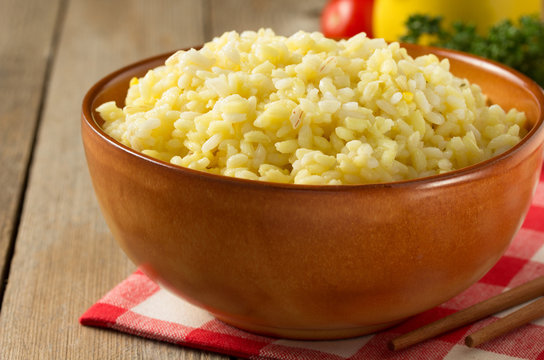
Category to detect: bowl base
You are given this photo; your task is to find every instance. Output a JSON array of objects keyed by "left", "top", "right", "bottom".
[{"left": 213, "top": 315, "right": 403, "bottom": 340}]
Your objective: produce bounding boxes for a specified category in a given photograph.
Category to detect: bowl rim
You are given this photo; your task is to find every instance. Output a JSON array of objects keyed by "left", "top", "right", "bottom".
[{"left": 82, "top": 43, "right": 544, "bottom": 191}]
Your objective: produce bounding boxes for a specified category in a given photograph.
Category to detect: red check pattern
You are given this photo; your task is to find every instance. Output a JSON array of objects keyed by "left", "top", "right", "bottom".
[{"left": 81, "top": 166, "right": 544, "bottom": 360}]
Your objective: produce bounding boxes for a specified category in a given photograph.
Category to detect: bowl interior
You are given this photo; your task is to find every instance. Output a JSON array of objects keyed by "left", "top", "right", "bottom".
[{"left": 90, "top": 54, "right": 167, "bottom": 127}]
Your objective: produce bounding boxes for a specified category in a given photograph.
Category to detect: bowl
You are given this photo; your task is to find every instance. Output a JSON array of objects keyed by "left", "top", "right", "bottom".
[{"left": 81, "top": 44, "right": 544, "bottom": 340}]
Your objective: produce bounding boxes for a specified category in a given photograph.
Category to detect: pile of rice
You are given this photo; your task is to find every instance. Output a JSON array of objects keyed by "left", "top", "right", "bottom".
[{"left": 97, "top": 29, "right": 527, "bottom": 185}]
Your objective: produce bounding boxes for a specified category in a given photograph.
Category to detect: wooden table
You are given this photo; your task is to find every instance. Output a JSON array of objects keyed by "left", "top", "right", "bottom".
[{"left": 0, "top": 0, "right": 325, "bottom": 358}]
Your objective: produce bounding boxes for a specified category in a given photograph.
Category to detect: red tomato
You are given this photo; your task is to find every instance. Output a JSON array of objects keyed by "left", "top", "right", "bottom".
[{"left": 320, "top": 0, "right": 374, "bottom": 39}]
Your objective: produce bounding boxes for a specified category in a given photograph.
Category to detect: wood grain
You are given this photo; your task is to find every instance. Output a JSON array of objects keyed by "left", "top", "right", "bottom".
[
  {"left": 208, "top": 0, "right": 326, "bottom": 37},
  {"left": 0, "top": 0, "right": 62, "bottom": 296},
  {"left": 0, "top": 0, "right": 227, "bottom": 358}
]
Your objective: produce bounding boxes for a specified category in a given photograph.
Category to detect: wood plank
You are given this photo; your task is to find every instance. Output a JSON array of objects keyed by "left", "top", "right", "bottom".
[
  {"left": 0, "top": 0, "right": 229, "bottom": 358},
  {"left": 0, "top": 0, "right": 62, "bottom": 295},
  {"left": 208, "top": 0, "right": 326, "bottom": 37}
]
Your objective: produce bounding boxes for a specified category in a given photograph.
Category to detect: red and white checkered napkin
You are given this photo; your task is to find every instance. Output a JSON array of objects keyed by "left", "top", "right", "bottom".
[{"left": 81, "top": 169, "right": 544, "bottom": 360}]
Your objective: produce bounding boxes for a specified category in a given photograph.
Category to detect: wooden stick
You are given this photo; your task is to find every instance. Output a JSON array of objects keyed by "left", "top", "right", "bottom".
[
  {"left": 465, "top": 296, "right": 544, "bottom": 347},
  {"left": 389, "top": 276, "right": 544, "bottom": 351}
]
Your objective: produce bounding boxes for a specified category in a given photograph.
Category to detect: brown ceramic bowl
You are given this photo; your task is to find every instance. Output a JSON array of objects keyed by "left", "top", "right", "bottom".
[{"left": 82, "top": 44, "right": 544, "bottom": 340}]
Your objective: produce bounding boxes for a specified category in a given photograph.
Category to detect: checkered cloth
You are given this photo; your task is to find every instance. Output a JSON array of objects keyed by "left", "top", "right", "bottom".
[{"left": 81, "top": 168, "right": 544, "bottom": 359}]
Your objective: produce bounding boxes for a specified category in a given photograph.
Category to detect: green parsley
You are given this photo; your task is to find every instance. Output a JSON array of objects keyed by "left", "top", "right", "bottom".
[{"left": 401, "top": 14, "right": 544, "bottom": 87}]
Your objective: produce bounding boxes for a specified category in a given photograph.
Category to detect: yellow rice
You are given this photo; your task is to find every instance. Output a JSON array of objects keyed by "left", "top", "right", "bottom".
[{"left": 97, "top": 29, "right": 527, "bottom": 185}]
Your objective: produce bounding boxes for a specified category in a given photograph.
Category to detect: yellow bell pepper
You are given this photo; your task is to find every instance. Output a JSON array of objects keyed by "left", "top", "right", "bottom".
[{"left": 373, "top": 0, "right": 541, "bottom": 41}]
